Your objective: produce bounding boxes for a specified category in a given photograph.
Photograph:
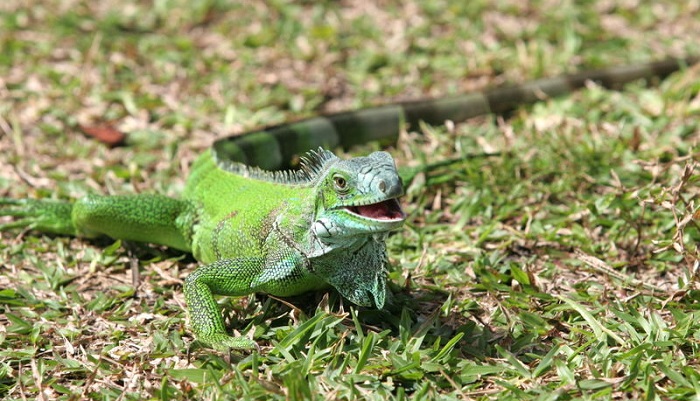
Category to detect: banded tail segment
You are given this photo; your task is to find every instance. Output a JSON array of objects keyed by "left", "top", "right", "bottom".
[{"left": 214, "top": 57, "right": 699, "bottom": 171}]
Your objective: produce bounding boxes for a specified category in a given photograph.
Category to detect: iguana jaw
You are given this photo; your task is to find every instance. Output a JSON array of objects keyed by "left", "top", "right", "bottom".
[{"left": 344, "top": 198, "right": 405, "bottom": 222}]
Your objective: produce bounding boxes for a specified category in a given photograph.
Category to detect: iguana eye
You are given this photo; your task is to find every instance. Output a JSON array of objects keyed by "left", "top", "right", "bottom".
[{"left": 333, "top": 175, "right": 348, "bottom": 192}]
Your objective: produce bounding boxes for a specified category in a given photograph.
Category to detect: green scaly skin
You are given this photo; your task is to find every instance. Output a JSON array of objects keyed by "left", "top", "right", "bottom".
[
  {"left": 1, "top": 148, "right": 405, "bottom": 350},
  {"left": 0, "top": 57, "right": 697, "bottom": 350}
]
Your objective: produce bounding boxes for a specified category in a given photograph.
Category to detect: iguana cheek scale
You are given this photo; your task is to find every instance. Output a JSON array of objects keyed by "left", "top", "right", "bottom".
[{"left": 0, "top": 57, "right": 696, "bottom": 350}]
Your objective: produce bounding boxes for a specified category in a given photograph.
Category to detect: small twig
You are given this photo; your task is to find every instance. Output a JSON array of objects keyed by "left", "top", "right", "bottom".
[
  {"left": 11, "top": 165, "right": 44, "bottom": 188},
  {"left": 124, "top": 242, "right": 141, "bottom": 290},
  {"left": 0, "top": 114, "right": 12, "bottom": 139},
  {"left": 440, "top": 369, "right": 466, "bottom": 399},
  {"left": 17, "top": 361, "right": 28, "bottom": 401},
  {"left": 80, "top": 354, "right": 103, "bottom": 399},
  {"left": 266, "top": 294, "right": 303, "bottom": 314},
  {"left": 150, "top": 262, "right": 184, "bottom": 286},
  {"left": 574, "top": 250, "right": 666, "bottom": 293},
  {"left": 30, "top": 358, "right": 46, "bottom": 401}
]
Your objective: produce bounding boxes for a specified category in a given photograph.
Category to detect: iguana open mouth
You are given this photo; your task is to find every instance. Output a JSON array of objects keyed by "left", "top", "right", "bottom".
[{"left": 347, "top": 198, "right": 405, "bottom": 221}]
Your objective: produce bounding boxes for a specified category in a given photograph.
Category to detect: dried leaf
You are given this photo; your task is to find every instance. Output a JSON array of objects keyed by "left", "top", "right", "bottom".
[{"left": 79, "top": 123, "right": 126, "bottom": 147}]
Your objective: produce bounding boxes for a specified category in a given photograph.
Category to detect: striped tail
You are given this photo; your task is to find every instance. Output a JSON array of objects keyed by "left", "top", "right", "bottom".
[{"left": 213, "top": 57, "right": 699, "bottom": 171}]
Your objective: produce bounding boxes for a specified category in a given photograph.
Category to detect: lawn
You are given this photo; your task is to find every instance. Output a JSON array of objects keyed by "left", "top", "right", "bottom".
[{"left": 1, "top": 0, "right": 700, "bottom": 400}]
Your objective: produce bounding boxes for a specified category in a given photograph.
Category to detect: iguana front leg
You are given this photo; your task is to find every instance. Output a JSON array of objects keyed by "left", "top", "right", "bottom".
[
  {"left": 183, "top": 238, "right": 320, "bottom": 350},
  {"left": 183, "top": 258, "right": 266, "bottom": 350}
]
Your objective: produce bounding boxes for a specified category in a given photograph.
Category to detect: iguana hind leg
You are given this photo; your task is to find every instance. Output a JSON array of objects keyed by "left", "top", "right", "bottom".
[{"left": 71, "top": 194, "right": 194, "bottom": 251}]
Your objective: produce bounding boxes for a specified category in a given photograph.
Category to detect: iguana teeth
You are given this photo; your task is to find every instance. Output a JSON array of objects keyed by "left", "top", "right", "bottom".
[{"left": 347, "top": 198, "right": 405, "bottom": 221}]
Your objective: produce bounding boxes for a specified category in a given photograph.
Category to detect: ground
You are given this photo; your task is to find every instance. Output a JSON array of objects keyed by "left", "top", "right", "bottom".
[{"left": 1, "top": 0, "right": 700, "bottom": 400}]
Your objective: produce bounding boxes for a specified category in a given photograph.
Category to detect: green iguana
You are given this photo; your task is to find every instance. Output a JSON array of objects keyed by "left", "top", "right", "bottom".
[{"left": 0, "top": 57, "right": 696, "bottom": 350}]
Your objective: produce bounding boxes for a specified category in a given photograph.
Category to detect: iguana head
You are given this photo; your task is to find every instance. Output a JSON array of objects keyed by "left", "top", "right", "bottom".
[
  {"left": 302, "top": 148, "right": 406, "bottom": 308},
  {"left": 307, "top": 148, "right": 406, "bottom": 236}
]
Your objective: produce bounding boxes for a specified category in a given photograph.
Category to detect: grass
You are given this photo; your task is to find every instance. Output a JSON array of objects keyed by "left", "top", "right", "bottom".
[{"left": 1, "top": 0, "right": 700, "bottom": 399}]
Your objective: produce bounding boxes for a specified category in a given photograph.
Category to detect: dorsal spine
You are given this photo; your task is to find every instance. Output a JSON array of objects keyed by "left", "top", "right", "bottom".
[{"left": 214, "top": 147, "right": 338, "bottom": 185}]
